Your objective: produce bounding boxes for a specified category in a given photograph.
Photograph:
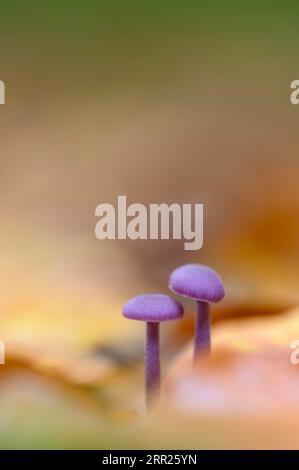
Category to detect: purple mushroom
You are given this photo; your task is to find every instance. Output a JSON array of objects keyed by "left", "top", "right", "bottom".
[
  {"left": 169, "top": 264, "right": 225, "bottom": 360},
  {"left": 123, "top": 294, "right": 183, "bottom": 406}
]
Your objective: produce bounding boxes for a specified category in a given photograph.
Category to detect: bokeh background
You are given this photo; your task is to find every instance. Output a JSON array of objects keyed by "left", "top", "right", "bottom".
[{"left": 0, "top": 1, "right": 299, "bottom": 448}]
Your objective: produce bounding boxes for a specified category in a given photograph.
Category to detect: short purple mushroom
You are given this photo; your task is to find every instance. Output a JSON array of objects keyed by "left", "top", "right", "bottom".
[
  {"left": 123, "top": 294, "right": 183, "bottom": 407},
  {"left": 169, "top": 264, "right": 225, "bottom": 360}
]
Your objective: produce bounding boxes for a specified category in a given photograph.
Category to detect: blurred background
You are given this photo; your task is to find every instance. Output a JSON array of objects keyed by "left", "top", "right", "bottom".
[{"left": 0, "top": 1, "right": 299, "bottom": 448}]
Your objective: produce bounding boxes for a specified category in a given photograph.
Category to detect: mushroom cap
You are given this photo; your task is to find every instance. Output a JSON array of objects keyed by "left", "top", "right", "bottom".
[
  {"left": 123, "top": 294, "right": 184, "bottom": 322},
  {"left": 169, "top": 263, "right": 225, "bottom": 303}
]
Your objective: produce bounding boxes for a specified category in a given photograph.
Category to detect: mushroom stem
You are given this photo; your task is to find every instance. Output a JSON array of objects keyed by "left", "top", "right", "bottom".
[
  {"left": 194, "top": 301, "right": 210, "bottom": 360},
  {"left": 145, "top": 321, "right": 160, "bottom": 406}
]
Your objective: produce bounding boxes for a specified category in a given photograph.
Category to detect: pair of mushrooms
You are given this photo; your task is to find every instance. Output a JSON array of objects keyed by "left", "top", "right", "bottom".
[{"left": 123, "top": 264, "right": 225, "bottom": 406}]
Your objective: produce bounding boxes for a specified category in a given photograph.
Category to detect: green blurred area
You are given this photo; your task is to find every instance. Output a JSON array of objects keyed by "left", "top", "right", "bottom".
[{"left": 1, "top": 1, "right": 299, "bottom": 100}]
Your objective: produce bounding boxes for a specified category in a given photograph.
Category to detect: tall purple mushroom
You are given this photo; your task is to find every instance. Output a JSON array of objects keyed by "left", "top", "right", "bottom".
[
  {"left": 123, "top": 294, "right": 183, "bottom": 406},
  {"left": 169, "top": 264, "right": 225, "bottom": 360}
]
